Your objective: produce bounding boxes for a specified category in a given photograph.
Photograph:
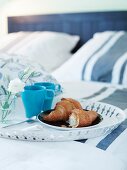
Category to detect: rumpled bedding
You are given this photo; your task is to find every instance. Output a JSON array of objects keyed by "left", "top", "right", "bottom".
[{"left": 0, "top": 53, "right": 58, "bottom": 95}]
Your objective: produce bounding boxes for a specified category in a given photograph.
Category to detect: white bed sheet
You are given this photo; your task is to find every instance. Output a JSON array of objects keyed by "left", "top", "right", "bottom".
[
  {"left": 0, "top": 81, "right": 126, "bottom": 170},
  {"left": 0, "top": 137, "right": 125, "bottom": 170}
]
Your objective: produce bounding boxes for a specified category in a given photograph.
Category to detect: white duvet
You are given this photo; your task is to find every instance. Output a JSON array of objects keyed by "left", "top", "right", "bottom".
[{"left": 0, "top": 139, "right": 125, "bottom": 170}]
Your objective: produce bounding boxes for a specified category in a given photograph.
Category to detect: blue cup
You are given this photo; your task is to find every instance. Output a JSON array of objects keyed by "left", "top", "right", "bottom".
[
  {"left": 43, "top": 90, "right": 55, "bottom": 112},
  {"left": 21, "top": 85, "right": 55, "bottom": 118},
  {"left": 34, "top": 82, "right": 61, "bottom": 95}
]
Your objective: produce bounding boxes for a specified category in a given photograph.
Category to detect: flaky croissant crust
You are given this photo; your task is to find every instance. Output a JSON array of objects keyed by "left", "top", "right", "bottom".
[
  {"left": 43, "top": 98, "right": 98, "bottom": 128},
  {"left": 69, "top": 109, "right": 98, "bottom": 127},
  {"left": 43, "top": 98, "right": 82, "bottom": 122}
]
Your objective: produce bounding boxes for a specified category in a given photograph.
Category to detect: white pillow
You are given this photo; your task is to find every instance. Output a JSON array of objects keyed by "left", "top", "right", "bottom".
[{"left": 0, "top": 31, "right": 79, "bottom": 72}]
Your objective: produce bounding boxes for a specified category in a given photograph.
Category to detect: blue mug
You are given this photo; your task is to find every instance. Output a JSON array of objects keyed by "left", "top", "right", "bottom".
[
  {"left": 21, "top": 85, "right": 55, "bottom": 118},
  {"left": 34, "top": 82, "right": 61, "bottom": 96},
  {"left": 43, "top": 90, "right": 55, "bottom": 112}
]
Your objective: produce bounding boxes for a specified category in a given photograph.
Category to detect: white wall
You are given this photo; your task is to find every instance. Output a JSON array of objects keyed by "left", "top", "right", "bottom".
[
  {"left": 0, "top": 0, "right": 127, "bottom": 35},
  {"left": 0, "top": 0, "right": 10, "bottom": 6}
]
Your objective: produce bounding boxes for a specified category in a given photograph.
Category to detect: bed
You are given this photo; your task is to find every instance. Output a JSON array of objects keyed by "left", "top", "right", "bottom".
[
  {"left": 6, "top": 11, "right": 127, "bottom": 85},
  {"left": 8, "top": 11, "right": 127, "bottom": 47},
  {"left": 0, "top": 11, "right": 127, "bottom": 170}
]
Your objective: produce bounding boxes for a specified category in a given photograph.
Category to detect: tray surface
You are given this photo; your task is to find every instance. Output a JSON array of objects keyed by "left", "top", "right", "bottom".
[{"left": 0, "top": 101, "right": 126, "bottom": 142}]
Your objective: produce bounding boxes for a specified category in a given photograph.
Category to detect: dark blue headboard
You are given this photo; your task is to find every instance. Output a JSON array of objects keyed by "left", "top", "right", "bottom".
[{"left": 8, "top": 11, "right": 127, "bottom": 47}]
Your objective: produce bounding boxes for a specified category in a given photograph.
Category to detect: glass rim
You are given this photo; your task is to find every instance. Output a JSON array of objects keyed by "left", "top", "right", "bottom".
[{"left": 0, "top": 94, "right": 16, "bottom": 99}]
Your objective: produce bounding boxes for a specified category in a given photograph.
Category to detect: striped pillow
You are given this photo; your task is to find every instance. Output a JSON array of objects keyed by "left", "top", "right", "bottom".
[
  {"left": 82, "top": 31, "right": 127, "bottom": 85},
  {"left": 52, "top": 31, "right": 127, "bottom": 85},
  {"left": 0, "top": 31, "right": 79, "bottom": 72}
]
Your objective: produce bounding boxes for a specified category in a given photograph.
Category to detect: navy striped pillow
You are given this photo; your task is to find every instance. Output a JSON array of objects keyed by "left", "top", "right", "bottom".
[{"left": 82, "top": 31, "right": 127, "bottom": 85}]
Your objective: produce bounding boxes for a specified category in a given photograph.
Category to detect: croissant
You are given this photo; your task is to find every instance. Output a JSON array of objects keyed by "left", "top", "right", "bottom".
[
  {"left": 69, "top": 109, "right": 98, "bottom": 128},
  {"left": 43, "top": 105, "right": 67, "bottom": 122},
  {"left": 43, "top": 99, "right": 76, "bottom": 122},
  {"left": 62, "top": 98, "right": 83, "bottom": 109},
  {"left": 55, "top": 100, "right": 76, "bottom": 115}
]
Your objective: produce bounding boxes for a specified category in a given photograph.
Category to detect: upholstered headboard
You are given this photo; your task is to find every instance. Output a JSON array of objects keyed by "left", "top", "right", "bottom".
[{"left": 8, "top": 11, "right": 127, "bottom": 47}]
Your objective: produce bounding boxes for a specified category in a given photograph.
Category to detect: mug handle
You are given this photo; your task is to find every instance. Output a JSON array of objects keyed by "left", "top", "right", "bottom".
[
  {"left": 55, "top": 84, "right": 62, "bottom": 95},
  {"left": 46, "top": 89, "right": 55, "bottom": 98},
  {"left": 43, "top": 89, "right": 55, "bottom": 111}
]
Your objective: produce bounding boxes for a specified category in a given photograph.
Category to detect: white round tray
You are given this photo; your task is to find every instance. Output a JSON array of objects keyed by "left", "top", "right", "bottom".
[{"left": 0, "top": 101, "right": 126, "bottom": 142}]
